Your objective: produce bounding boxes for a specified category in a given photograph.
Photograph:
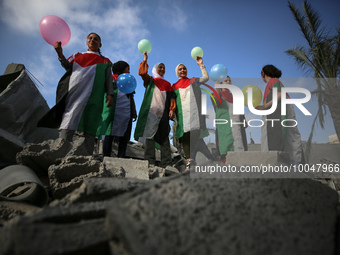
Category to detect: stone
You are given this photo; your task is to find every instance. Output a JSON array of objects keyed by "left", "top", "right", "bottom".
[
  {"left": 0, "top": 128, "right": 25, "bottom": 164},
  {"left": 164, "top": 165, "right": 180, "bottom": 176},
  {"left": 106, "top": 174, "right": 339, "bottom": 255},
  {"left": 0, "top": 202, "right": 109, "bottom": 255},
  {"left": 48, "top": 156, "right": 118, "bottom": 199},
  {"left": 16, "top": 138, "right": 72, "bottom": 176},
  {"left": 51, "top": 177, "right": 147, "bottom": 206},
  {"left": 225, "top": 150, "right": 290, "bottom": 167},
  {"left": 103, "top": 157, "right": 149, "bottom": 180}
]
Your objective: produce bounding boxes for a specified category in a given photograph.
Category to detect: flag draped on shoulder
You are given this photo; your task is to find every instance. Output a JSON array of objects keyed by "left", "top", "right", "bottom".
[
  {"left": 261, "top": 78, "right": 303, "bottom": 163},
  {"left": 172, "top": 77, "right": 201, "bottom": 139},
  {"left": 38, "top": 51, "right": 112, "bottom": 136},
  {"left": 97, "top": 74, "right": 131, "bottom": 136},
  {"left": 134, "top": 77, "right": 174, "bottom": 144},
  {"left": 214, "top": 90, "right": 247, "bottom": 155}
]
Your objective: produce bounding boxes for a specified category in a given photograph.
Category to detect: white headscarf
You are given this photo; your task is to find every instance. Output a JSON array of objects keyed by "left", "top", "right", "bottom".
[
  {"left": 152, "top": 63, "right": 165, "bottom": 79},
  {"left": 175, "top": 63, "right": 186, "bottom": 79}
]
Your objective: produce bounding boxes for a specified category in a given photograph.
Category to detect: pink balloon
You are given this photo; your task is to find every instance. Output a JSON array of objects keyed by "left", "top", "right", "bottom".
[{"left": 39, "top": 15, "right": 71, "bottom": 46}]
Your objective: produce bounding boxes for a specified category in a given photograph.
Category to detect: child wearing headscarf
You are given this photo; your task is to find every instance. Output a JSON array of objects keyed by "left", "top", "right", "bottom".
[
  {"left": 134, "top": 52, "right": 176, "bottom": 168},
  {"left": 172, "top": 57, "right": 209, "bottom": 170},
  {"left": 98, "top": 61, "right": 137, "bottom": 158}
]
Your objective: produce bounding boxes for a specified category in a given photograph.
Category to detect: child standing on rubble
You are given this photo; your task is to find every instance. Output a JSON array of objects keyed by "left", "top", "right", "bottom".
[
  {"left": 38, "top": 32, "right": 114, "bottom": 155},
  {"left": 134, "top": 52, "right": 176, "bottom": 168},
  {"left": 98, "top": 60, "right": 137, "bottom": 158}
]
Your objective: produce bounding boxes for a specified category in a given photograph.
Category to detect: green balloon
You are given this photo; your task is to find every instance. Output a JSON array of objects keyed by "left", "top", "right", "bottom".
[
  {"left": 242, "top": 85, "right": 263, "bottom": 107},
  {"left": 191, "top": 46, "right": 204, "bottom": 60},
  {"left": 138, "top": 39, "right": 152, "bottom": 54}
]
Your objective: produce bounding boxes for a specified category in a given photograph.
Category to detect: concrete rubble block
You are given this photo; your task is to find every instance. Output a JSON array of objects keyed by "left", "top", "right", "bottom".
[
  {"left": 0, "top": 128, "right": 25, "bottom": 164},
  {"left": 165, "top": 165, "right": 180, "bottom": 176},
  {"left": 51, "top": 177, "right": 148, "bottom": 206},
  {"left": 0, "top": 201, "right": 40, "bottom": 226},
  {"left": 149, "top": 166, "right": 165, "bottom": 179},
  {"left": 172, "top": 153, "right": 186, "bottom": 173},
  {"left": 0, "top": 202, "right": 110, "bottom": 255},
  {"left": 16, "top": 138, "right": 72, "bottom": 176},
  {"left": 226, "top": 151, "right": 290, "bottom": 167},
  {"left": 106, "top": 175, "right": 339, "bottom": 255},
  {"left": 48, "top": 156, "right": 122, "bottom": 199},
  {"left": 103, "top": 157, "right": 149, "bottom": 180}
]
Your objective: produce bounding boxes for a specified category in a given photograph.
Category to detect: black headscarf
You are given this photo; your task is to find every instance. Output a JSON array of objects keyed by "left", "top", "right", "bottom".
[{"left": 112, "top": 61, "right": 129, "bottom": 75}]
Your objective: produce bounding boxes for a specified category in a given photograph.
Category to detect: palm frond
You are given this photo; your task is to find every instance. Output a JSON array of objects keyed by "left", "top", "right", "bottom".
[
  {"left": 302, "top": 1, "right": 322, "bottom": 43},
  {"left": 285, "top": 46, "right": 316, "bottom": 76},
  {"left": 288, "top": 1, "right": 314, "bottom": 48}
]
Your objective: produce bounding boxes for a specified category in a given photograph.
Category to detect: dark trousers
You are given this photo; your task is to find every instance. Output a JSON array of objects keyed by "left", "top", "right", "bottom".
[
  {"left": 103, "top": 119, "right": 132, "bottom": 158},
  {"left": 144, "top": 137, "right": 172, "bottom": 168}
]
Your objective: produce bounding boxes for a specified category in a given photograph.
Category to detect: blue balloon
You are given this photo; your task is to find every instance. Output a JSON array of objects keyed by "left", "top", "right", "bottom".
[
  {"left": 116, "top": 73, "right": 137, "bottom": 94},
  {"left": 210, "top": 64, "right": 228, "bottom": 82}
]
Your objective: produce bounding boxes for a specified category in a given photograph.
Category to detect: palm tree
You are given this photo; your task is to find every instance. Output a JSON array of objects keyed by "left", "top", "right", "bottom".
[{"left": 285, "top": 1, "right": 340, "bottom": 159}]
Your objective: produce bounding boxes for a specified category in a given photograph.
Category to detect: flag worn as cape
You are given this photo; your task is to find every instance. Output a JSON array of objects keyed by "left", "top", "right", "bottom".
[
  {"left": 134, "top": 77, "right": 174, "bottom": 144},
  {"left": 215, "top": 91, "right": 247, "bottom": 155},
  {"left": 261, "top": 78, "right": 303, "bottom": 163},
  {"left": 38, "top": 52, "right": 112, "bottom": 136},
  {"left": 172, "top": 77, "right": 204, "bottom": 139}
]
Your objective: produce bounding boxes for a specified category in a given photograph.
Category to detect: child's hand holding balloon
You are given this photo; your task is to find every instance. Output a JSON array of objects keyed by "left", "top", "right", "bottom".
[{"left": 54, "top": 41, "right": 63, "bottom": 58}]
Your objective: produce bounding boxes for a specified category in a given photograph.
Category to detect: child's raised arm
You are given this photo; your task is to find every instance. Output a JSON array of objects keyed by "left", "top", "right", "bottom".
[
  {"left": 138, "top": 52, "right": 151, "bottom": 86},
  {"left": 54, "top": 41, "right": 71, "bottom": 70}
]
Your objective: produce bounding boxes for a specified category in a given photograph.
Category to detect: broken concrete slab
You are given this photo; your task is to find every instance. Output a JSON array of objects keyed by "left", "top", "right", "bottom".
[
  {"left": 225, "top": 151, "right": 291, "bottom": 167},
  {"left": 16, "top": 137, "right": 102, "bottom": 176},
  {"left": 103, "top": 157, "right": 149, "bottom": 180},
  {"left": 0, "top": 128, "right": 25, "bottom": 164},
  {"left": 48, "top": 156, "right": 122, "bottom": 200},
  {"left": 149, "top": 166, "right": 166, "bottom": 179},
  {"left": 0, "top": 201, "right": 40, "bottom": 227},
  {"left": 0, "top": 202, "right": 109, "bottom": 255},
  {"left": 165, "top": 165, "right": 180, "bottom": 176},
  {"left": 16, "top": 138, "right": 72, "bottom": 176},
  {"left": 51, "top": 177, "right": 148, "bottom": 206},
  {"left": 106, "top": 175, "right": 339, "bottom": 255}
]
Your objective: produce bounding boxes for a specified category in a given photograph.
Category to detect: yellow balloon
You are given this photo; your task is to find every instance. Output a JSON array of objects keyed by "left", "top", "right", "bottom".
[{"left": 242, "top": 85, "right": 263, "bottom": 107}]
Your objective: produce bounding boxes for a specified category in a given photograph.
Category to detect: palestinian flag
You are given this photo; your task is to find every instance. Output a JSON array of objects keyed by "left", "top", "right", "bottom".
[
  {"left": 261, "top": 78, "right": 303, "bottom": 163},
  {"left": 215, "top": 90, "right": 247, "bottom": 155},
  {"left": 134, "top": 77, "right": 174, "bottom": 144},
  {"left": 172, "top": 77, "right": 201, "bottom": 139},
  {"left": 38, "top": 52, "right": 112, "bottom": 136},
  {"left": 97, "top": 74, "right": 130, "bottom": 136}
]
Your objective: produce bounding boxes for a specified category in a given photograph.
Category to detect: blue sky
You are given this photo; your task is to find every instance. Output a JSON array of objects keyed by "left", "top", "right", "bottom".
[{"left": 0, "top": 0, "right": 339, "bottom": 144}]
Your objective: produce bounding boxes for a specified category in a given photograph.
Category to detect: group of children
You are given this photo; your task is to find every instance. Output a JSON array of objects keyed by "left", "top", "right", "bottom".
[{"left": 38, "top": 32, "right": 303, "bottom": 171}]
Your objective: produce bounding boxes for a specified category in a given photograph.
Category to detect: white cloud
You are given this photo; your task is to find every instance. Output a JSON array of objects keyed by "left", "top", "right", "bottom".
[
  {"left": 157, "top": 2, "right": 189, "bottom": 32},
  {"left": 1, "top": 0, "right": 150, "bottom": 101}
]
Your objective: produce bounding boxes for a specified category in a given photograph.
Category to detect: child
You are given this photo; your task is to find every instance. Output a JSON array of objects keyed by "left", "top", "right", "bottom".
[
  {"left": 134, "top": 52, "right": 176, "bottom": 168},
  {"left": 38, "top": 32, "right": 114, "bottom": 155},
  {"left": 256, "top": 65, "right": 303, "bottom": 164},
  {"left": 213, "top": 76, "right": 248, "bottom": 163},
  {"left": 172, "top": 57, "right": 209, "bottom": 170},
  {"left": 99, "top": 61, "right": 137, "bottom": 158}
]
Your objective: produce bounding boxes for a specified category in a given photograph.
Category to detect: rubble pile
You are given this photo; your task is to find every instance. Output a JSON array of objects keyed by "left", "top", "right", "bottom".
[
  {"left": 0, "top": 137, "right": 339, "bottom": 254},
  {"left": 0, "top": 64, "right": 340, "bottom": 254}
]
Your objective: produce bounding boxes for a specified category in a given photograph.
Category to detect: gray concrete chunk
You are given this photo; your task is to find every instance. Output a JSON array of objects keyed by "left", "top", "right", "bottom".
[
  {"left": 103, "top": 157, "right": 149, "bottom": 180},
  {"left": 106, "top": 175, "right": 338, "bottom": 255}
]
